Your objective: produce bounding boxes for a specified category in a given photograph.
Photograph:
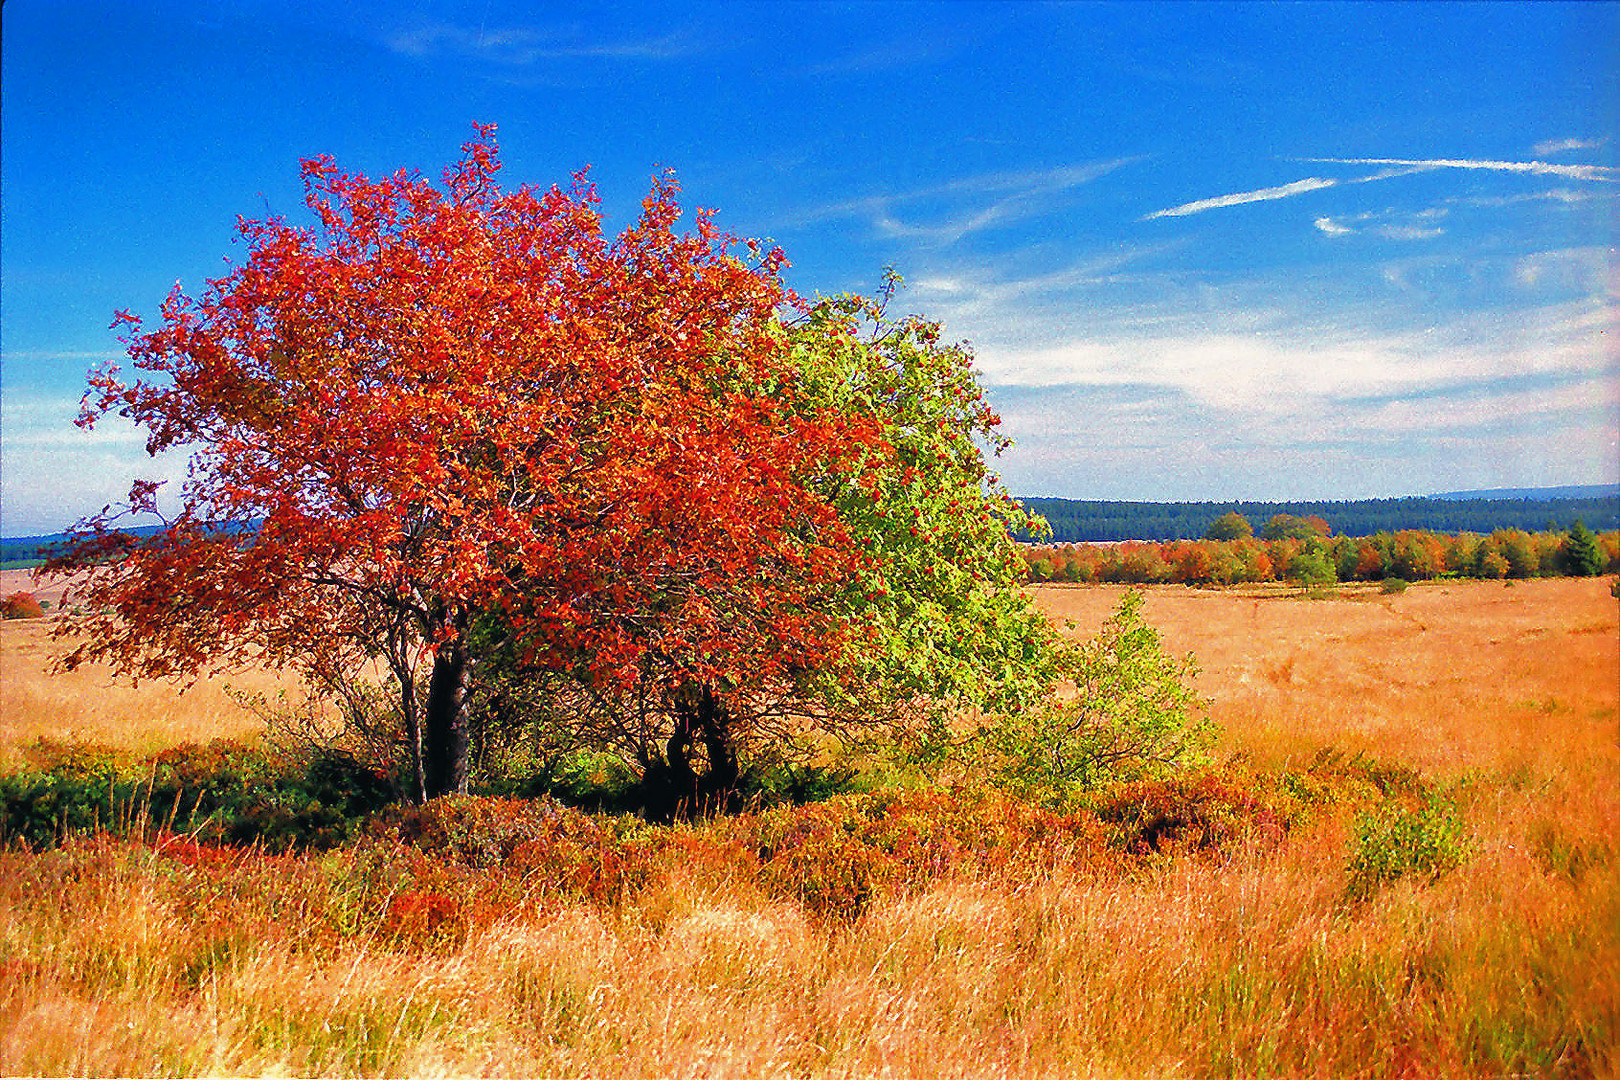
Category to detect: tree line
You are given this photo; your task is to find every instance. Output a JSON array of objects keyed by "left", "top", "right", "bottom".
[
  {"left": 1024, "top": 513, "right": 1618, "bottom": 586},
  {"left": 1020, "top": 495, "right": 1620, "bottom": 544}
]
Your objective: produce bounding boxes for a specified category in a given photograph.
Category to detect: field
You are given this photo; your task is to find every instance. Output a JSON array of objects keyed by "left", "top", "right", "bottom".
[{"left": 0, "top": 577, "right": 1615, "bottom": 1077}]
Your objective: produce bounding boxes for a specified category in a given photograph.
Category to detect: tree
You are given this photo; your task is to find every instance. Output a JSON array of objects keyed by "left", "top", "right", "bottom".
[
  {"left": 1203, "top": 511, "right": 1253, "bottom": 541},
  {"left": 493, "top": 282, "right": 1073, "bottom": 815},
  {"left": 52, "top": 127, "right": 885, "bottom": 804},
  {"left": 1560, "top": 520, "right": 1604, "bottom": 577},
  {"left": 1260, "top": 513, "right": 1331, "bottom": 542}
]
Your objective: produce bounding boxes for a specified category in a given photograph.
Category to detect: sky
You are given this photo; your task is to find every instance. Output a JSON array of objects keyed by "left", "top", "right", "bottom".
[{"left": 2, "top": 1, "right": 1616, "bottom": 536}]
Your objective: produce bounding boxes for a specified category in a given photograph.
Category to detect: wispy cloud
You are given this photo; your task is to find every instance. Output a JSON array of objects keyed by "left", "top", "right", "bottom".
[
  {"left": 1532, "top": 137, "right": 1606, "bottom": 156},
  {"left": 977, "top": 295, "right": 1619, "bottom": 499},
  {"left": 1143, "top": 177, "right": 1339, "bottom": 219},
  {"left": 1451, "top": 188, "right": 1600, "bottom": 209},
  {"left": 1300, "top": 156, "right": 1618, "bottom": 182},
  {"left": 387, "top": 23, "right": 700, "bottom": 65},
  {"left": 1313, "top": 206, "right": 1448, "bottom": 241},
  {"left": 790, "top": 159, "right": 1141, "bottom": 244}
]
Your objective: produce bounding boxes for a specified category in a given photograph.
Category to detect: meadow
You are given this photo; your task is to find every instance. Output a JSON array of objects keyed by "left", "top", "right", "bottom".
[{"left": 0, "top": 577, "right": 1615, "bottom": 1078}]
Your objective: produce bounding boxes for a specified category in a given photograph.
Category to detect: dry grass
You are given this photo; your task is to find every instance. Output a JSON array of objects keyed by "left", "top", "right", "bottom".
[
  {"left": 0, "top": 618, "right": 285, "bottom": 767},
  {"left": 1029, "top": 578, "right": 1620, "bottom": 781},
  {"left": 0, "top": 577, "right": 1616, "bottom": 1077}
]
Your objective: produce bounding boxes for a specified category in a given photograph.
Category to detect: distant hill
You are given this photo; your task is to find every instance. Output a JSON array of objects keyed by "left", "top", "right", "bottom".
[
  {"left": 1428, "top": 484, "right": 1620, "bottom": 502},
  {"left": 0, "top": 524, "right": 168, "bottom": 569},
  {"left": 1018, "top": 494, "right": 1620, "bottom": 543}
]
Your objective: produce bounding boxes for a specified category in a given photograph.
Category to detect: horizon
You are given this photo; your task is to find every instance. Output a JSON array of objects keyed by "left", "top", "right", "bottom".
[
  {"left": 3, "top": 2, "right": 1617, "bottom": 537},
  {"left": 5, "top": 485, "right": 1618, "bottom": 545}
]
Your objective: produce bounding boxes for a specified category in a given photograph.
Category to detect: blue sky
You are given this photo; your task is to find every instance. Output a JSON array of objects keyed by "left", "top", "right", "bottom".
[{"left": 3, "top": 1, "right": 1616, "bottom": 535}]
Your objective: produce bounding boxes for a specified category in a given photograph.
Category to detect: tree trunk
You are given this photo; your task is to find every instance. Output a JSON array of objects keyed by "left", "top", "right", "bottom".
[
  {"left": 693, "top": 685, "right": 740, "bottom": 805},
  {"left": 423, "top": 640, "right": 470, "bottom": 800},
  {"left": 637, "top": 684, "right": 742, "bottom": 821}
]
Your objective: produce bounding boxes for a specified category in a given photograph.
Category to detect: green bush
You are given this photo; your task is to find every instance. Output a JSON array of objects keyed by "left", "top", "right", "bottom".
[
  {"left": 1346, "top": 793, "right": 1471, "bottom": 900},
  {"left": 0, "top": 742, "right": 144, "bottom": 847},
  {"left": 965, "top": 590, "right": 1211, "bottom": 803},
  {"left": 0, "top": 738, "right": 393, "bottom": 851},
  {"left": 1381, "top": 577, "right": 1410, "bottom": 594}
]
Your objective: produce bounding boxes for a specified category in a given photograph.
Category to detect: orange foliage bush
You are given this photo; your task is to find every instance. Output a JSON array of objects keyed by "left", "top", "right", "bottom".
[{"left": 1, "top": 592, "right": 44, "bottom": 619}]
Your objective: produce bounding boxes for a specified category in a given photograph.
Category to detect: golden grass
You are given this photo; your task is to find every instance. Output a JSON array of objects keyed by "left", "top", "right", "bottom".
[
  {"left": 0, "top": 618, "right": 289, "bottom": 767},
  {"left": 1029, "top": 578, "right": 1620, "bottom": 781},
  {"left": 0, "top": 577, "right": 1616, "bottom": 1077}
]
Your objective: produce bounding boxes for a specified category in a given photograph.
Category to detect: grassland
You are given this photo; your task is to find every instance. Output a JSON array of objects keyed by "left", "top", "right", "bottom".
[{"left": 0, "top": 578, "right": 1615, "bottom": 1077}]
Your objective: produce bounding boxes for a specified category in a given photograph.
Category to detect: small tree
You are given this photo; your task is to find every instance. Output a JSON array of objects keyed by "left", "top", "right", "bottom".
[
  {"left": 1260, "top": 513, "right": 1331, "bottom": 542},
  {"left": 1204, "top": 511, "right": 1253, "bottom": 542},
  {"left": 1559, "top": 520, "right": 1604, "bottom": 577},
  {"left": 968, "top": 589, "right": 1210, "bottom": 803},
  {"left": 51, "top": 127, "right": 884, "bottom": 804}
]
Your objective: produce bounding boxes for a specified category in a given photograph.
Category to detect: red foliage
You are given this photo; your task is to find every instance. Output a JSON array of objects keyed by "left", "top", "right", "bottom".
[
  {"left": 52, "top": 127, "right": 892, "bottom": 797},
  {"left": 1, "top": 592, "right": 44, "bottom": 619},
  {"left": 380, "top": 890, "right": 465, "bottom": 947}
]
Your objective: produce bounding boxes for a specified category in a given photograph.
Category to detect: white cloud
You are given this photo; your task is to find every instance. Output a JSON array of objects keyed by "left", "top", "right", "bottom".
[
  {"left": 1453, "top": 188, "right": 1601, "bottom": 209},
  {"left": 791, "top": 159, "right": 1141, "bottom": 243},
  {"left": 387, "top": 23, "right": 698, "bottom": 64},
  {"left": 1148, "top": 154, "right": 1617, "bottom": 223},
  {"left": 1300, "top": 156, "right": 1618, "bottom": 183},
  {"left": 981, "top": 299, "right": 1619, "bottom": 500},
  {"left": 1374, "top": 224, "right": 1444, "bottom": 241},
  {"left": 1143, "top": 177, "right": 1339, "bottom": 219},
  {"left": 1532, "top": 137, "right": 1606, "bottom": 156},
  {"left": 1314, "top": 217, "right": 1354, "bottom": 237}
]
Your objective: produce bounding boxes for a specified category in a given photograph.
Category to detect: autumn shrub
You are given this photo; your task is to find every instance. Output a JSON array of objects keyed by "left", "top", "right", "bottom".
[
  {"left": 1381, "top": 576, "right": 1410, "bottom": 594},
  {"left": 1088, "top": 769, "right": 1298, "bottom": 857},
  {"left": 1344, "top": 791, "right": 1472, "bottom": 900},
  {"left": 1, "top": 591, "right": 45, "bottom": 619},
  {"left": 378, "top": 889, "right": 467, "bottom": 950},
  {"left": 0, "top": 737, "right": 392, "bottom": 852},
  {"left": 372, "top": 794, "right": 658, "bottom": 904}
]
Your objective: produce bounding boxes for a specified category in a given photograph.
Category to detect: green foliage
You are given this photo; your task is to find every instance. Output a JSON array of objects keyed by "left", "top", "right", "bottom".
[
  {"left": 1204, "top": 511, "right": 1253, "bottom": 541},
  {"left": 787, "top": 278, "right": 1065, "bottom": 738},
  {"left": 1381, "top": 577, "right": 1410, "bottom": 594},
  {"left": 1346, "top": 793, "right": 1471, "bottom": 900},
  {"left": 0, "top": 742, "right": 141, "bottom": 847},
  {"left": 0, "top": 738, "right": 392, "bottom": 851},
  {"left": 963, "top": 590, "right": 1210, "bottom": 803},
  {"left": 1559, "top": 520, "right": 1604, "bottom": 577},
  {"left": 1287, "top": 547, "right": 1337, "bottom": 586},
  {"left": 1261, "top": 513, "right": 1331, "bottom": 542}
]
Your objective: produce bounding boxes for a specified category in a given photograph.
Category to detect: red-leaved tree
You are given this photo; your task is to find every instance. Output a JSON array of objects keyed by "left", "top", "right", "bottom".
[{"left": 52, "top": 126, "right": 885, "bottom": 803}]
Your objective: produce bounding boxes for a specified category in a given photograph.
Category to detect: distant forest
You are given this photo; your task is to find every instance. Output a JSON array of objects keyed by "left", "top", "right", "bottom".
[
  {"left": 5, "top": 495, "right": 1619, "bottom": 568},
  {"left": 1019, "top": 495, "right": 1620, "bottom": 543}
]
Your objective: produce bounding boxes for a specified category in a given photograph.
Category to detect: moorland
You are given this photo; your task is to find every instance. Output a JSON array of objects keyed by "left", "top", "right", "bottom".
[{"left": 0, "top": 576, "right": 1614, "bottom": 1078}]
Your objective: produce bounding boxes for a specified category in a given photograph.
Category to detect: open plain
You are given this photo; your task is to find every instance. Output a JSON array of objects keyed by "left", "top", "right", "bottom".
[{"left": 0, "top": 577, "right": 1615, "bottom": 1077}]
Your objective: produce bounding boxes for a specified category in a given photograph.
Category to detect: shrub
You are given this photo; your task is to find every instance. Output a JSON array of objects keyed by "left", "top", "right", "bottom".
[
  {"left": 965, "top": 589, "right": 1211, "bottom": 803},
  {"left": 1345, "top": 793, "right": 1471, "bottom": 900},
  {"left": 0, "top": 738, "right": 393, "bottom": 852},
  {"left": 0, "top": 742, "right": 144, "bottom": 847},
  {"left": 1381, "top": 577, "right": 1410, "bottom": 594},
  {"left": 1, "top": 591, "right": 45, "bottom": 619},
  {"left": 1090, "top": 770, "right": 1295, "bottom": 857}
]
